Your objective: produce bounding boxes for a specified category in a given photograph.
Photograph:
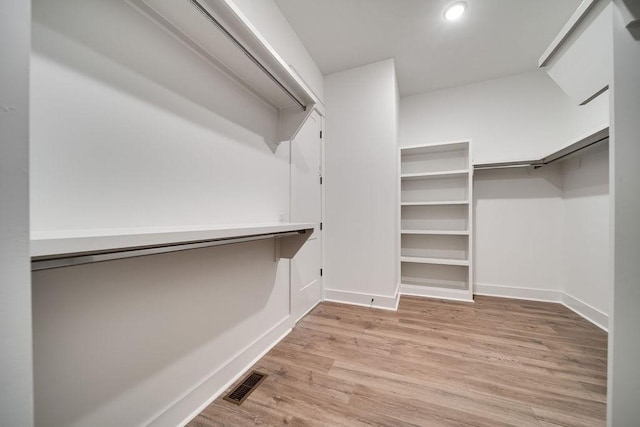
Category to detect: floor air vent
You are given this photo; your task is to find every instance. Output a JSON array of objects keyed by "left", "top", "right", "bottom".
[{"left": 223, "top": 371, "right": 268, "bottom": 405}]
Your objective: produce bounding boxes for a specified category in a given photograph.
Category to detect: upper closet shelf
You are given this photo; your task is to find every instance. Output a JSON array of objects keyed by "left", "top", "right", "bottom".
[
  {"left": 474, "top": 126, "right": 609, "bottom": 170},
  {"left": 401, "top": 141, "right": 469, "bottom": 156},
  {"left": 538, "top": 0, "right": 600, "bottom": 67},
  {"left": 31, "top": 222, "right": 314, "bottom": 270},
  {"left": 129, "top": 0, "right": 317, "bottom": 141}
]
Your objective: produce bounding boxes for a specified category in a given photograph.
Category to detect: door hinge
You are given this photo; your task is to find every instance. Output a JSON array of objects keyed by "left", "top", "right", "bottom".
[
  {"left": 320, "top": 222, "right": 323, "bottom": 231},
  {"left": 320, "top": 268, "right": 323, "bottom": 277},
  {"left": 320, "top": 176, "right": 323, "bottom": 185},
  {"left": 320, "top": 130, "right": 323, "bottom": 139}
]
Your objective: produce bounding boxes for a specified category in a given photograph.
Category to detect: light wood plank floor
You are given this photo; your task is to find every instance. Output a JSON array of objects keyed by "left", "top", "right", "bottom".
[{"left": 189, "top": 296, "right": 607, "bottom": 426}]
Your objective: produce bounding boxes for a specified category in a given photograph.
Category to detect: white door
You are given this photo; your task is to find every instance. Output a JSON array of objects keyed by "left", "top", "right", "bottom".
[{"left": 290, "top": 111, "right": 323, "bottom": 323}]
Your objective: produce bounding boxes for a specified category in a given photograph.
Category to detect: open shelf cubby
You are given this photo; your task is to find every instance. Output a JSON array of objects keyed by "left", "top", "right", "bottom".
[
  {"left": 399, "top": 141, "right": 473, "bottom": 302},
  {"left": 400, "top": 141, "right": 469, "bottom": 175},
  {"left": 401, "top": 175, "right": 469, "bottom": 203}
]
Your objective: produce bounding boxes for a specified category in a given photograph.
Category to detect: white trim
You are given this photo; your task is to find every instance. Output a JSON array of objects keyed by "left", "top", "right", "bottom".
[
  {"left": 400, "top": 284, "right": 473, "bottom": 303},
  {"left": 474, "top": 283, "right": 562, "bottom": 303},
  {"left": 299, "top": 278, "right": 319, "bottom": 292},
  {"left": 561, "top": 292, "right": 608, "bottom": 331},
  {"left": 293, "top": 298, "right": 322, "bottom": 325},
  {"left": 146, "top": 316, "right": 292, "bottom": 427},
  {"left": 392, "top": 282, "right": 401, "bottom": 310},
  {"left": 324, "top": 287, "right": 400, "bottom": 311}
]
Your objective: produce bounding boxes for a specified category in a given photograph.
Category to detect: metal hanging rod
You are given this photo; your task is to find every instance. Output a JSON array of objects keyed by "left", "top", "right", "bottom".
[
  {"left": 540, "top": 135, "right": 608, "bottom": 165},
  {"left": 473, "top": 160, "right": 540, "bottom": 170},
  {"left": 474, "top": 129, "right": 609, "bottom": 171},
  {"left": 31, "top": 230, "right": 303, "bottom": 271},
  {"left": 188, "top": 0, "right": 306, "bottom": 111}
]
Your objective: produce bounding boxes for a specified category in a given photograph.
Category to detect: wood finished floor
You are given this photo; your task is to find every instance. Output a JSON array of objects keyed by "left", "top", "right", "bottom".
[{"left": 189, "top": 296, "right": 607, "bottom": 426}]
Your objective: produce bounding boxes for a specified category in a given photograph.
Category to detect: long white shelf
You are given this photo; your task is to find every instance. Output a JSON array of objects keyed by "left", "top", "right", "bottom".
[
  {"left": 401, "top": 230, "right": 469, "bottom": 236},
  {"left": 31, "top": 222, "right": 315, "bottom": 259},
  {"left": 129, "top": 0, "right": 317, "bottom": 141},
  {"left": 474, "top": 126, "right": 609, "bottom": 170},
  {"left": 401, "top": 201, "right": 469, "bottom": 206},
  {"left": 400, "top": 256, "right": 469, "bottom": 267},
  {"left": 400, "top": 170, "right": 469, "bottom": 180}
]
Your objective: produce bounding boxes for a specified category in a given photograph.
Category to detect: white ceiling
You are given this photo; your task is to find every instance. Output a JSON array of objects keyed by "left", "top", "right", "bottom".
[{"left": 274, "top": 0, "right": 582, "bottom": 96}]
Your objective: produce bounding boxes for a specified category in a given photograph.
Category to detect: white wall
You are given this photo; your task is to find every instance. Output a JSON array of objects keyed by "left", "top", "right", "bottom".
[
  {"left": 401, "top": 70, "right": 609, "bottom": 164},
  {"left": 324, "top": 59, "right": 399, "bottom": 307},
  {"left": 473, "top": 166, "right": 564, "bottom": 298},
  {"left": 609, "top": 1, "right": 640, "bottom": 424},
  {"left": 400, "top": 69, "right": 611, "bottom": 307},
  {"left": 31, "top": 0, "right": 289, "bottom": 232},
  {"left": 32, "top": 241, "right": 290, "bottom": 427},
  {"left": 233, "top": 0, "right": 324, "bottom": 103},
  {"left": 562, "top": 147, "right": 610, "bottom": 319},
  {"left": 0, "top": 1, "right": 33, "bottom": 426},
  {"left": 30, "top": 0, "right": 321, "bottom": 425}
]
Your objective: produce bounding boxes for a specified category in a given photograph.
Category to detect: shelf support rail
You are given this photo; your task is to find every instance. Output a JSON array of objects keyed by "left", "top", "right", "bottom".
[
  {"left": 31, "top": 230, "right": 305, "bottom": 271},
  {"left": 188, "top": 0, "right": 306, "bottom": 111}
]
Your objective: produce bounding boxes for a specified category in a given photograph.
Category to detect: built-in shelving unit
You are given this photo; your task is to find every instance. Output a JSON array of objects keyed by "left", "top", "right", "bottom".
[
  {"left": 31, "top": 222, "right": 314, "bottom": 270},
  {"left": 399, "top": 141, "right": 473, "bottom": 302},
  {"left": 128, "top": 0, "right": 317, "bottom": 141}
]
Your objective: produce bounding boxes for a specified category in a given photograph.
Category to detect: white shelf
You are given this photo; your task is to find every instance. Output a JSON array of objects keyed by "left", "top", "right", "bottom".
[
  {"left": 401, "top": 141, "right": 469, "bottom": 155},
  {"left": 401, "top": 230, "right": 469, "bottom": 236},
  {"left": 401, "top": 201, "right": 469, "bottom": 206},
  {"left": 400, "top": 256, "right": 469, "bottom": 267},
  {"left": 474, "top": 126, "right": 609, "bottom": 170},
  {"left": 129, "top": 0, "right": 317, "bottom": 141},
  {"left": 31, "top": 222, "right": 315, "bottom": 259},
  {"left": 401, "top": 170, "right": 469, "bottom": 180}
]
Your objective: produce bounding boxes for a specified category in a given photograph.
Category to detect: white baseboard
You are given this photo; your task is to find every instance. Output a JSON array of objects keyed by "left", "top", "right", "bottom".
[
  {"left": 561, "top": 292, "right": 608, "bottom": 331},
  {"left": 147, "top": 316, "right": 292, "bottom": 427},
  {"left": 400, "top": 284, "right": 473, "bottom": 303},
  {"left": 324, "top": 286, "right": 400, "bottom": 311},
  {"left": 474, "top": 283, "right": 562, "bottom": 303},
  {"left": 293, "top": 298, "right": 322, "bottom": 325},
  {"left": 474, "top": 283, "right": 608, "bottom": 331}
]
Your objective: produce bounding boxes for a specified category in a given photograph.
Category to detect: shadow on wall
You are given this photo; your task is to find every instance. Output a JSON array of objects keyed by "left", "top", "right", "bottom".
[
  {"left": 32, "top": 0, "right": 280, "bottom": 150},
  {"left": 32, "top": 239, "right": 282, "bottom": 427},
  {"left": 474, "top": 164, "right": 564, "bottom": 200},
  {"left": 562, "top": 146, "right": 609, "bottom": 199}
]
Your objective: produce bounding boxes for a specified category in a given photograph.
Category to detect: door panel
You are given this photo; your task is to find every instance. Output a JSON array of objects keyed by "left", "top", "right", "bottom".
[{"left": 290, "top": 111, "right": 322, "bottom": 323}]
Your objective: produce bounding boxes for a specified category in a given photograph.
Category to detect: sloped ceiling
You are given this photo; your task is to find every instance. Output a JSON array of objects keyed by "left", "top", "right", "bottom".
[{"left": 274, "top": 0, "right": 582, "bottom": 96}]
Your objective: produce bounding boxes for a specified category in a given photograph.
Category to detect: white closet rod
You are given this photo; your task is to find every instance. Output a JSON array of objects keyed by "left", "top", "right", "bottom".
[
  {"left": 188, "top": 0, "right": 306, "bottom": 111},
  {"left": 31, "top": 230, "right": 303, "bottom": 271}
]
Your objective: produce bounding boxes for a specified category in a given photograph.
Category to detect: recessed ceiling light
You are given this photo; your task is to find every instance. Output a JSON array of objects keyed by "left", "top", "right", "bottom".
[{"left": 444, "top": 2, "right": 467, "bottom": 21}]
